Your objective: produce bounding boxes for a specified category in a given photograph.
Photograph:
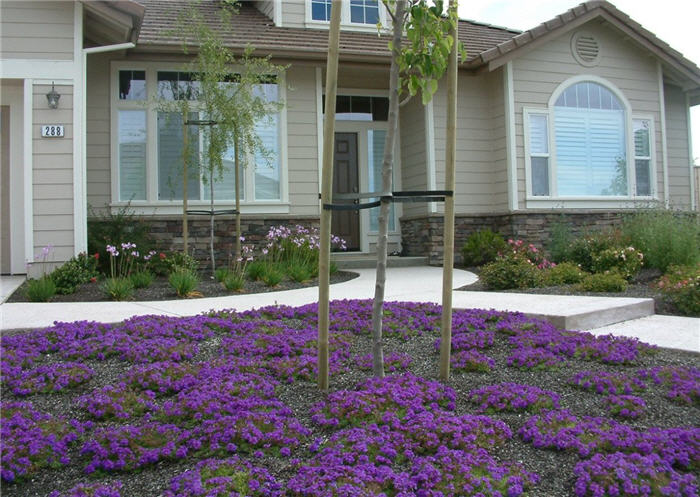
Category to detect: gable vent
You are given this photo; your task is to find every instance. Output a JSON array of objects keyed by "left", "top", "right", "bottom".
[{"left": 572, "top": 32, "right": 600, "bottom": 66}]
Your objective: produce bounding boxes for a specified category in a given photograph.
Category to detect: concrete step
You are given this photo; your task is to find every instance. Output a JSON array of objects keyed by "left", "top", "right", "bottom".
[
  {"left": 331, "top": 254, "right": 428, "bottom": 269},
  {"left": 452, "top": 290, "right": 655, "bottom": 331}
]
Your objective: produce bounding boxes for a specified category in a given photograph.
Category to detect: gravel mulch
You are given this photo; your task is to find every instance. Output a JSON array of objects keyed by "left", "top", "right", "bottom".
[
  {"left": 6, "top": 271, "right": 358, "bottom": 303},
  {"left": 1, "top": 302, "right": 698, "bottom": 497}
]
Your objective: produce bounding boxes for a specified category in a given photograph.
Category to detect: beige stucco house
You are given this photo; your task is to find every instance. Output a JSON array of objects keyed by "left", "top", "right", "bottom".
[{"left": 2, "top": 0, "right": 699, "bottom": 276}]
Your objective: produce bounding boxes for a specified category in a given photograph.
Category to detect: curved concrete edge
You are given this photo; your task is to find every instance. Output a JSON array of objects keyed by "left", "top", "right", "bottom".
[{"left": 0, "top": 267, "right": 478, "bottom": 331}]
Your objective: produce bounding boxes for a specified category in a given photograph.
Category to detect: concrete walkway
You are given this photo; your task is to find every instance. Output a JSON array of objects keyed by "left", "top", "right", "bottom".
[{"left": 1, "top": 267, "right": 697, "bottom": 352}]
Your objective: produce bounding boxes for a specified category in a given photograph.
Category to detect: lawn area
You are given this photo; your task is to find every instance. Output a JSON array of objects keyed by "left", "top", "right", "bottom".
[{"left": 1, "top": 300, "right": 698, "bottom": 496}]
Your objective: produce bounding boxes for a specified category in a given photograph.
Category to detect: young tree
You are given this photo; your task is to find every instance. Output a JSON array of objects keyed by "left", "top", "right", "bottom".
[
  {"left": 370, "top": 0, "right": 462, "bottom": 377},
  {"left": 158, "top": 3, "right": 285, "bottom": 273}
]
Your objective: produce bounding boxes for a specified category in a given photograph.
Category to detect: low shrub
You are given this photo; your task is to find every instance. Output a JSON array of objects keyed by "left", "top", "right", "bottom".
[
  {"left": 576, "top": 272, "right": 628, "bottom": 293},
  {"left": 130, "top": 270, "right": 153, "bottom": 289},
  {"left": 169, "top": 269, "right": 199, "bottom": 297},
  {"left": 50, "top": 253, "right": 99, "bottom": 294},
  {"left": 622, "top": 209, "right": 699, "bottom": 271},
  {"left": 567, "top": 230, "right": 622, "bottom": 272},
  {"left": 655, "top": 264, "right": 700, "bottom": 317},
  {"left": 504, "top": 239, "right": 554, "bottom": 269},
  {"left": 591, "top": 246, "right": 644, "bottom": 280},
  {"left": 461, "top": 229, "right": 507, "bottom": 266},
  {"left": 26, "top": 276, "right": 56, "bottom": 302},
  {"left": 480, "top": 257, "right": 542, "bottom": 290},
  {"left": 102, "top": 277, "right": 134, "bottom": 301},
  {"left": 542, "top": 262, "right": 587, "bottom": 286}
]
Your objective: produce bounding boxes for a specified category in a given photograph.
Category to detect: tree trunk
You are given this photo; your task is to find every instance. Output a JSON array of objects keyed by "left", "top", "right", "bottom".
[
  {"left": 234, "top": 130, "right": 241, "bottom": 260},
  {"left": 317, "top": 0, "right": 342, "bottom": 391},
  {"left": 182, "top": 111, "right": 189, "bottom": 255},
  {"left": 439, "top": 0, "right": 459, "bottom": 382},
  {"left": 371, "top": 0, "right": 405, "bottom": 378},
  {"left": 209, "top": 160, "right": 215, "bottom": 276}
]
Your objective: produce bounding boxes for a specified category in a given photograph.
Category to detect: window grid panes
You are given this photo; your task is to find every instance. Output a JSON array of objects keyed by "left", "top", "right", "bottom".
[
  {"left": 350, "top": 0, "right": 379, "bottom": 24},
  {"left": 311, "top": 0, "right": 332, "bottom": 21},
  {"left": 633, "top": 119, "right": 652, "bottom": 196},
  {"left": 115, "top": 69, "right": 282, "bottom": 204},
  {"left": 528, "top": 113, "right": 550, "bottom": 196}
]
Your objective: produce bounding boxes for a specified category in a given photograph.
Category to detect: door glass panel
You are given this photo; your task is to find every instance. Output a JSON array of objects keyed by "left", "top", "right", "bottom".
[{"left": 368, "top": 129, "right": 394, "bottom": 232}]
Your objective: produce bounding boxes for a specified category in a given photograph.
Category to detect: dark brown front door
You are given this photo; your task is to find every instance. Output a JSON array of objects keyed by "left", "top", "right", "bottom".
[{"left": 332, "top": 132, "right": 360, "bottom": 251}]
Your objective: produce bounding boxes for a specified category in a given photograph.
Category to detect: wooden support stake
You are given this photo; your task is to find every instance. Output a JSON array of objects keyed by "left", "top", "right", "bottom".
[
  {"left": 439, "top": 0, "right": 459, "bottom": 382},
  {"left": 318, "top": 1, "right": 342, "bottom": 391}
]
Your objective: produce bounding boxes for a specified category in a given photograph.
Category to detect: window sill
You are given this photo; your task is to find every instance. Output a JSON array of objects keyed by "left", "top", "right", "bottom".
[
  {"left": 525, "top": 197, "right": 659, "bottom": 209},
  {"left": 304, "top": 19, "right": 387, "bottom": 33},
  {"left": 109, "top": 202, "right": 290, "bottom": 216}
]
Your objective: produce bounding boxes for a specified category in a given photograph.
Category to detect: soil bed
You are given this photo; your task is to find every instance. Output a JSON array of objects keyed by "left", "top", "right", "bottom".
[
  {"left": 457, "top": 267, "right": 686, "bottom": 316},
  {"left": 1, "top": 301, "right": 698, "bottom": 497},
  {"left": 7, "top": 271, "right": 358, "bottom": 303}
]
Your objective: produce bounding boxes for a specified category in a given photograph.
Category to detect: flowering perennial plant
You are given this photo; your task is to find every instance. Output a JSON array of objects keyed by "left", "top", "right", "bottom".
[
  {"left": 569, "top": 371, "right": 647, "bottom": 395},
  {"left": 572, "top": 452, "right": 697, "bottom": 497},
  {"left": 468, "top": 383, "right": 560, "bottom": 413},
  {"left": 637, "top": 366, "right": 700, "bottom": 407},
  {"left": 164, "top": 457, "right": 283, "bottom": 497},
  {"left": 7, "top": 362, "right": 94, "bottom": 395},
  {"left": 78, "top": 383, "right": 157, "bottom": 420},
  {"left": 48, "top": 482, "right": 124, "bottom": 497},
  {"left": 450, "top": 349, "right": 495, "bottom": 372},
  {"left": 119, "top": 361, "right": 201, "bottom": 395},
  {"left": 1, "top": 401, "right": 86, "bottom": 482},
  {"left": 604, "top": 394, "right": 646, "bottom": 419},
  {"left": 310, "top": 373, "right": 456, "bottom": 428},
  {"left": 507, "top": 347, "right": 566, "bottom": 370},
  {"left": 352, "top": 351, "right": 412, "bottom": 373}
]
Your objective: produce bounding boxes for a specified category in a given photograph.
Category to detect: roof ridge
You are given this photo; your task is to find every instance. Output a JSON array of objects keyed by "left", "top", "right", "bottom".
[{"left": 458, "top": 18, "right": 521, "bottom": 35}]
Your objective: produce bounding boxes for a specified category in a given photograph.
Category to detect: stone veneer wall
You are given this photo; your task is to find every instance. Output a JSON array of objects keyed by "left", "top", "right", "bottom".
[
  {"left": 91, "top": 215, "right": 320, "bottom": 267},
  {"left": 401, "top": 211, "right": 627, "bottom": 265}
]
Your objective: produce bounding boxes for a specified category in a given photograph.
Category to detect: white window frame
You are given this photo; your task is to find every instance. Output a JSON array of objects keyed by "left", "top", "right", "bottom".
[
  {"left": 110, "top": 61, "right": 289, "bottom": 215},
  {"left": 305, "top": 0, "right": 388, "bottom": 32},
  {"left": 524, "top": 75, "right": 659, "bottom": 209}
]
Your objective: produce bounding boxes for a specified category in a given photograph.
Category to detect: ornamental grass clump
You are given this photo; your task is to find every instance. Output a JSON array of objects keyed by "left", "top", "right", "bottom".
[
  {"left": 604, "top": 394, "right": 646, "bottom": 419},
  {"left": 467, "top": 383, "right": 560, "bottom": 414},
  {"left": 569, "top": 371, "right": 647, "bottom": 395},
  {"left": 169, "top": 269, "right": 199, "bottom": 297},
  {"left": 26, "top": 244, "right": 57, "bottom": 302},
  {"left": 164, "top": 457, "right": 283, "bottom": 497},
  {"left": 572, "top": 452, "right": 698, "bottom": 497},
  {"left": 1, "top": 401, "right": 86, "bottom": 482}
]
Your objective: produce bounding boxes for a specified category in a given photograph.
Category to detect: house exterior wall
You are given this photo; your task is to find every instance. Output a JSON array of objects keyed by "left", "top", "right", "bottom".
[
  {"left": 86, "top": 52, "right": 112, "bottom": 213},
  {"left": 511, "top": 20, "right": 663, "bottom": 207},
  {"left": 663, "top": 84, "right": 692, "bottom": 209},
  {"left": 0, "top": 1, "right": 74, "bottom": 60},
  {"left": 253, "top": 0, "right": 276, "bottom": 21},
  {"left": 281, "top": 0, "right": 305, "bottom": 28},
  {"left": 399, "top": 95, "right": 428, "bottom": 219},
  {"left": 32, "top": 83, "right": 75, "bottom": 265},
  {"left": 431, "top": 71, "right": 504, "bottom": 214}
]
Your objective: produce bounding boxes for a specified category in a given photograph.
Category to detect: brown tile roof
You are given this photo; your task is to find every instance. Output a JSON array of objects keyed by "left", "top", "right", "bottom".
[
  {"left": 469, "top": 0, "right": 700, "bottom": 86},
  {"left": 133, "top": 0, "right": 520, "bottom": 64}
]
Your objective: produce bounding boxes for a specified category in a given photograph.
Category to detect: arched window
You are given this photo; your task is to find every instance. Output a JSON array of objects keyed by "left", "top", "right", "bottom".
[
  {"left": 525, "top": 78, "right": 653, "bottom": 200},
  {"left": 554, "top": 81, "right": 627, "bottom": 196}
]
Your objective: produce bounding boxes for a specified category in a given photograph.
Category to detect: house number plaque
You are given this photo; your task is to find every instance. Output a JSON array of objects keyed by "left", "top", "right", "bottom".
[{"left": 41, "top": 125, "right": 64, "bottom": 137}]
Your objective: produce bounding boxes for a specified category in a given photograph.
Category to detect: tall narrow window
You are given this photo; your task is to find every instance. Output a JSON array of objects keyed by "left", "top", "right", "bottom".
[
  {"left": 554, "top": 81, "right": 626, "bottom": 196},
  {"left": 528, "top": 113, "right": 550, "bottom": 196},
  {"left": 118, "top": 110, "right": 147, "bottom": 201},
  {"left": 157, "top": 112, "right": 200, "bottom": 200},
  {"left": 311, "top": 0, "right": 332, "bottom": 21},
  {"left": 368, "top": 129, "right": 394, "bottom": 231},
  {"left": 633, "top": 119, "right": 652, "bottom": 196}
]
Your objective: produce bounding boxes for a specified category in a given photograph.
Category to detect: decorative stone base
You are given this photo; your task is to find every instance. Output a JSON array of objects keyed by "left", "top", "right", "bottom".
[
  {"left": 90, "top": 215, "right": 320, "bottom": 267},
  {"left": 401, "top": 210, "right": 629, "bottom": 265}
]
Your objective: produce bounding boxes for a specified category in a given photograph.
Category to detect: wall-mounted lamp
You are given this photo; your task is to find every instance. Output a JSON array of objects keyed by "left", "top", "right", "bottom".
[{"left": 46, "top": 82, "right": 61, "bottom": 109}]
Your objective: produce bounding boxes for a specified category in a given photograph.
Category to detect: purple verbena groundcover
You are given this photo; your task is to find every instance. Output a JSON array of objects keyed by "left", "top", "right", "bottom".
[{"left": 1, "top": 300, "right": 698, "bottom": 497}]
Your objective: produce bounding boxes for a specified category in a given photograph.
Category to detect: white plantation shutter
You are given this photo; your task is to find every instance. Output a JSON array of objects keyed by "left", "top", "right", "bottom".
[
  {"left": 157, "top": 112, "right": 200, "bottom": 200},
  {"left": 554, "top": 106, "right": 625, "bottom": 196},
  {"left": 254, "top": 115, "right": 280, "bottom": 200},
  {"left": 118, "top": 110, "right": 147, "bottom": 201}
]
